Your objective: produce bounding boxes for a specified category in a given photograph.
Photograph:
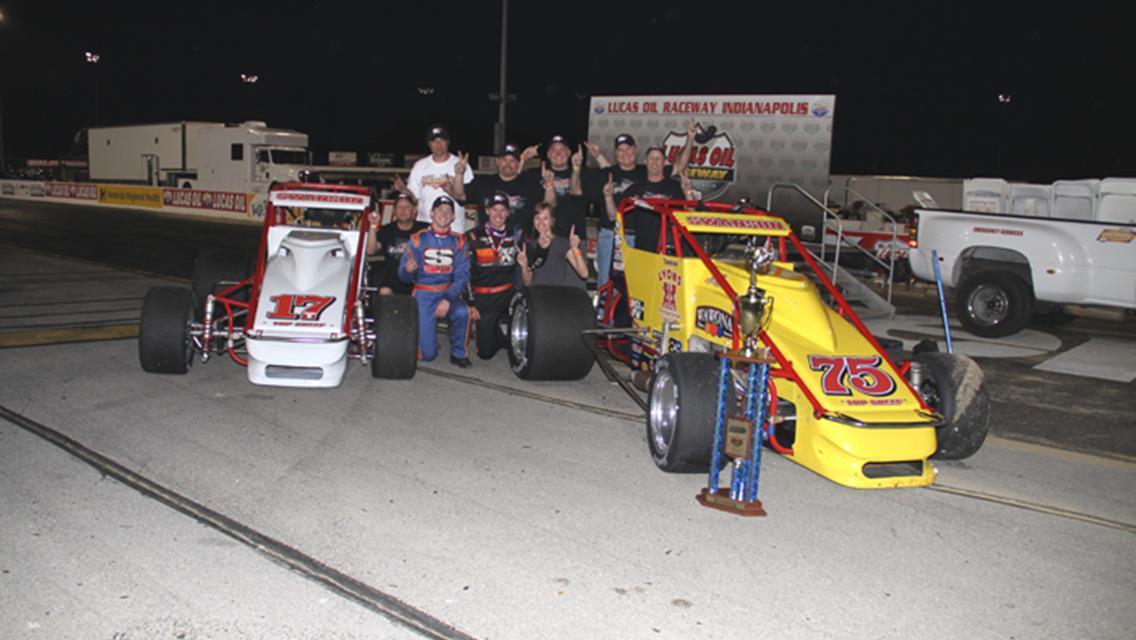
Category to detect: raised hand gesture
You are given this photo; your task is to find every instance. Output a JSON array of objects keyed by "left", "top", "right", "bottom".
[
  {"left": 403, "top": 249, "right": 418, "bottom": 273},
  {"left": 541, "top": 161, "right": 554, "bottom": 186},
  {"left": 568, "top": 225, "right": 581, "bottom": 251},
  {"left": 517, "top": 241, "right": 529, "bottom": 269},
  {"left": 520, "top": 144, "right": 540, "bottom": 164},
  {"left": 571, "top": 144, "right": 584, "bottom": 167},
  {"left": 602, "top": 173, "right": 614, "bottom": 198},
  {"left": 453, "top": 151, "right": 469, "bottom": 177},
  {"left": 392, "top": 173, "right": 409, "bottom": 194},
  {"left": 367, "top": 209, "right": 381, "bottom": 230},
  {"left": 583, "top": 140, "right": 602, "bottom": 157}
]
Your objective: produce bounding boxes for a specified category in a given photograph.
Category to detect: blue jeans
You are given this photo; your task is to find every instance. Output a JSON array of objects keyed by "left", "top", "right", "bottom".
[{"left": 596, "top": 227, "right": 615, "bottom": 288}]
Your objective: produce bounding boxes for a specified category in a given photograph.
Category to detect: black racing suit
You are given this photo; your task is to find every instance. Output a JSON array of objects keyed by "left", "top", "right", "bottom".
[{"left": 465, "top": 224, "right": 524, "bottom": 359}]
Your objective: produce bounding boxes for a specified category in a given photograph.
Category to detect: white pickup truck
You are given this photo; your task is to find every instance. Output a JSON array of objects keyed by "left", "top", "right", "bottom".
[{"left": 907, "top": 209, "right": 1136, "bottom": 336}]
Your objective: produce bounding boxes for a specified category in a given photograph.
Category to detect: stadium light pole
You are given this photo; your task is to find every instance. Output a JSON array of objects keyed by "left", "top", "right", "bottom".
[
  {"left": 85, "top": 50, "right": 101, "bottom": 126},
  {"left": 0, "top": 8, "right": 7, "bottom": 174},
  {"left": 493, "top": 0, "right": 508, "bottom": 154}
]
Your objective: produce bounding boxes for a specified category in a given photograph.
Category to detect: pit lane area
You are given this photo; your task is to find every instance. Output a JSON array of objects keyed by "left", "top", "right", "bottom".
[{"left": 2, "top": 200, "right": 1135, "bottom": 638}]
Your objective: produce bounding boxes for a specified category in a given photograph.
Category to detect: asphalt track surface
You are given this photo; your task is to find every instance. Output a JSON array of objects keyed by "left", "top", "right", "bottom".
[{"left": 1, "top": 198, "right": 1135, "bottom": 638}]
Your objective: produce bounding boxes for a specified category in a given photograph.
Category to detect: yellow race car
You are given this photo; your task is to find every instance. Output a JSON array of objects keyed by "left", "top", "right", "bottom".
[{"left": 592, "top": 198, "right": 988, "bottom": 489}]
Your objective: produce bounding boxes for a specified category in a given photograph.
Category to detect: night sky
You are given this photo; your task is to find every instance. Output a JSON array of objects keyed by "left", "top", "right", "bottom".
[{"left": 1, "top": 0, "right": 1131, "bottom": 182}]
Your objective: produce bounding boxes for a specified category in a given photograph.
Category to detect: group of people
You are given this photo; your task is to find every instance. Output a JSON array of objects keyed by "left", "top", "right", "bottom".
[{"left": 365, "top": 123, "right": 697, "bottom": 368}]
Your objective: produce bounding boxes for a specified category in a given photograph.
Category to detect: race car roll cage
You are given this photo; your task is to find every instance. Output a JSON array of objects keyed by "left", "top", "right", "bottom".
[
  {"left": 596, "top": 197, "right": 935, "bottom": 426},
  {"left": 195, "top": 182, "right": 378, "bottom": 368}
]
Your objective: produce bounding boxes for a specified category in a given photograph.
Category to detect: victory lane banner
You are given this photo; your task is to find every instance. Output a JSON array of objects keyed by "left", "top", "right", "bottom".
[
  {"left": 98, "top": 184, "right": 163, "bottom": 208},
  {"left": 587, "top": 94, "right": 835, "bottom": 203}
]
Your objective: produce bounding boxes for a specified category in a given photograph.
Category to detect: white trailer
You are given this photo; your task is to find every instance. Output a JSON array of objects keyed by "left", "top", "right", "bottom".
[
  {"left": 87, "top": 122, "right": 222, "bottom": 184},
  {"left": 86, "top": 121, "right": 310, "bottom": 194}
]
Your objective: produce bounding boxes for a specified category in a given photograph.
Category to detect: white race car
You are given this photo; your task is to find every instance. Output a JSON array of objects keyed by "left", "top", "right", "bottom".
[{"left": 139, "top": 183, "right": 418, "bottom": 387}]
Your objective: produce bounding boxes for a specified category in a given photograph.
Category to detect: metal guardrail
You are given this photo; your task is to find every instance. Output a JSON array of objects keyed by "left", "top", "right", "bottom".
[
  {"left": 767, "top": 182, "right": 895, "bottom": 305},
  {"left": 823, "top": 185, "right": 899, "bottom": 303}
]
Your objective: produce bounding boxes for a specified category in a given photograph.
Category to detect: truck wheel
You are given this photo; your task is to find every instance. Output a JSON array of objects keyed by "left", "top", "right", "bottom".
[
  {"left": 192, "top": 250, "right": 253, "bottom": 320},
  {"left": 647, "top": 353, "right": 724, "bottom": 473},
  {"left": 508, "top": 286, "right": 595, "bottom": 380},
  {"left": 955, "top": 271, "right": 1032, "bottom": 337},
  {"left": 912, "top": 352, "right": 990, "bottom": 460},
  {"left": 370, "top": 293, "right": 418, "bottom": 380},
  {"left": 139, "top": 287, "right": 196, "bottom": 374}
]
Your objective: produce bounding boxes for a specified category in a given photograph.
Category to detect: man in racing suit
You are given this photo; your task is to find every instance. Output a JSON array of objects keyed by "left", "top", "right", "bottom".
[
  {"left": 465, "top": 191, "right": 524, "bottom": 360},
  {"left": 399, "top": 195, "right": 473, "bottom": 368}
]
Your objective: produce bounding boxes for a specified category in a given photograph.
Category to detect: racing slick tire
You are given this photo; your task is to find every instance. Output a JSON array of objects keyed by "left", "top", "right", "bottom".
[
  {"left": 191, "top": 250, "right": 253, "bottom": 321},
  {"left": 139, "top": 287, "right": 195, "bottom": 374},
  {"left": 370, "top": 293, "right": 418, "bottom": 380},
  {"left": 508, "top": 286, "right": 595, "bottom": 381},
  {"left": 912, "top": 352, "right": 990, "bottom": 460},
  {"left": 955, "top": 271, "right": 1032, "bottom": 338},
  {"left": 647, "top": 353, "right": 723, "bottom": 473}
]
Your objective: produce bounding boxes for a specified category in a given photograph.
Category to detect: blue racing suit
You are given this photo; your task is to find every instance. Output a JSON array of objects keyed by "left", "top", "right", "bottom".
[{"left": 399, "top": 227, "right": 471, "bottom": 361}]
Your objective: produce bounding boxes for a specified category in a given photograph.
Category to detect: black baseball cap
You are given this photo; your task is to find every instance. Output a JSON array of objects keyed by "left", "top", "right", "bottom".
[
  {"left": 500, "top": 143, "right": 521, "bottom": 160},
  {"left": 426, "top": 125, "right": 450, "bottom": 141},
  {"left": 432, "top": 195, "right": 455, "bottom": 210},
  {"left": 548, "top": 135, "right": 571, "bottom": 150},
  {"left": 393, "top": 193, "right": 413, "bottom": 203},
  {"left": 487, "top": 191, "right": 511, "bottom": 209},
  {"left": 615, "top": 133, "right": 636, "bottom": 148}
]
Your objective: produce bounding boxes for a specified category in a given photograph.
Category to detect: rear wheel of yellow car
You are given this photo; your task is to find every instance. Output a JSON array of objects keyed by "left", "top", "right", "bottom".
[
  {"left": 647, "top": 353, "right": 722, "bottom": 473},
  {"left": 508, "top": 286, "right": 595, "bottom": 380},
  {"left": 913, "top": 352, "right": 990, "bottom": 459}
]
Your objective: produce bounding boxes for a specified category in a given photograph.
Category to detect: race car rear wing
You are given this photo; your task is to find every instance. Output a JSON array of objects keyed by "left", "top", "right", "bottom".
[
  {"left": 269, "top": 189, "right": 371, "bottom": 211},
  {"left": 671, "top": 211, "right": 791, "bottom": 236}
]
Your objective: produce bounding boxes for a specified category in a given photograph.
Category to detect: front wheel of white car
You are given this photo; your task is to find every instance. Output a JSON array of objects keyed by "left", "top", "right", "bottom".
[
  {"left": 139, "top": 287, "right": 195, "bottom": 374},
  {"left": 370, "top": 293, "right": 418, "bottom": 380}
]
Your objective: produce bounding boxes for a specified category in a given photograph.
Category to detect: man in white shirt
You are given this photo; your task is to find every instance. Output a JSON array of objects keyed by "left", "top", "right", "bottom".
[{"left": 407, "top": 125, "right": 475, "bottom": 233}]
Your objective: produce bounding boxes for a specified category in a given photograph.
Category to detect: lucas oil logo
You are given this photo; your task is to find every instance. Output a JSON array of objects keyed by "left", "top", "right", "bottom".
[
  {"left": 695, "top": 306, "right": 733, "bottom": 339},
  {"left": 663, "top": 124, "right": 736, "bottom": 200}
]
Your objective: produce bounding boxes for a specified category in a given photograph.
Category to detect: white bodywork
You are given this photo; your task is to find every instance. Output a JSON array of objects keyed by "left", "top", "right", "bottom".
[
  {"left": 245, "top": 190, "right": 368, "bottom": 388},
  {"left": 909, "top": 209, "right": 1136, "bottom": 309}
]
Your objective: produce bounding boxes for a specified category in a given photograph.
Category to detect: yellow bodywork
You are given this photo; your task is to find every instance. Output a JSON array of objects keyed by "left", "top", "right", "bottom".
[{"left": 619, "top": 210, "right": 937, "bottom": 488}]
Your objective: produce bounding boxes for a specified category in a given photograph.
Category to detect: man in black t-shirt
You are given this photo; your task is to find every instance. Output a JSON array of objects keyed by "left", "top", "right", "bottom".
[
  {"left": 366, "top": 193, "right": 428, "bottom": 295},
  {"left": 522, "top": 134, "right": 595, "bottom": 248},
  {"left": 588, "top": 124, "right": 696, "bottom": 284},
  {"left": 603, "top": 147, "right": 686, "bottom": 254},
  {"left": 453, "top": 143, "right": 555, "bottom": 234}
]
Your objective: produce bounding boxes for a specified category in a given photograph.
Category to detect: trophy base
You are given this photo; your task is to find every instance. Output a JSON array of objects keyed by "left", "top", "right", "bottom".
[{"left": 696, "top": 488, "right": 767, "bottom": 516}]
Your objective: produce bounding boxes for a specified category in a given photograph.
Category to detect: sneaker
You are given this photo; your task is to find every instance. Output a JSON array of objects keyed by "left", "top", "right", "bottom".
[{"left": 450, "top": 356, "right": 473, "bottom": 369}]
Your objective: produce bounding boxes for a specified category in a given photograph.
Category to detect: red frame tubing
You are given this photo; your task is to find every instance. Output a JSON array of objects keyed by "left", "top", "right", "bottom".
[
  {"left": 224, "top": 182, "right": 377, "bottom": 365},
  {"left": 786, "top": 232, "right": 929, "bottom": 410}
]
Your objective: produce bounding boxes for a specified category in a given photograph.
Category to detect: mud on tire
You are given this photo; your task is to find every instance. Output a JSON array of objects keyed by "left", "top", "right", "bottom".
[{"left": 913, "top": 352, "right": 990, "bottom": 459}]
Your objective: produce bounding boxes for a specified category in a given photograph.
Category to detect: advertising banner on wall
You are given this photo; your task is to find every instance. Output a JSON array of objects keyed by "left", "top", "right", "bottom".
[
  {"left": 97, "top": 184, "right": 163, "bottom": 208},
  {"left": 587, "top": 94, "right": 834, "bottom": 207},
  {"left": 45, "top": 182, "right": 98, "bottom": 200},
  {"left": 162, "top": 188, "right": 249, "bottom": 214}
]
